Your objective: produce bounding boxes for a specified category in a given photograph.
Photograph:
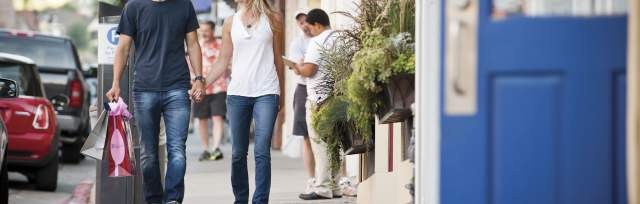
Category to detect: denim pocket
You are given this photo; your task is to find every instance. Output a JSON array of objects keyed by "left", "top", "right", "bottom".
[{"left": 164, "top": 89, "right": 191, "bottom": 110}]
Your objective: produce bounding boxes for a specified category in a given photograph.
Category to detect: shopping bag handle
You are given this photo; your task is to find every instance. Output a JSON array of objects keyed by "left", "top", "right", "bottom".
[{"left": 104, "top": 102, "right": 111, "bottom": 112}]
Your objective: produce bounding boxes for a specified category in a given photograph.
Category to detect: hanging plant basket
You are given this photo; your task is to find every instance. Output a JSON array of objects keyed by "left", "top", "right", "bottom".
[
  {"left": 377, "top": 73, "right": 415, "bottom": 124},
  {"left": 339, "top": 122, "right": 375, "bottom": 155}
]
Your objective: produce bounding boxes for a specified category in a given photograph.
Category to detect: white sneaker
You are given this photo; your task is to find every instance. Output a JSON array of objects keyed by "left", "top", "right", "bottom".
[
  {"left": 339, "top": 177, "right": 357, "bottom": 197},
  {"left": 304, "top": 178, "right": 316, "bottom": 194}
]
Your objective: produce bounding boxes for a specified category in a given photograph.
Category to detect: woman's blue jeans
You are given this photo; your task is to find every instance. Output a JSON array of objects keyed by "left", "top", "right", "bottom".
[
  {"left": 226, "top": 94, "right": 279, "bottom": 204},
  {"left": 133, "top": 89, "right": 191, "bottom": 204}
]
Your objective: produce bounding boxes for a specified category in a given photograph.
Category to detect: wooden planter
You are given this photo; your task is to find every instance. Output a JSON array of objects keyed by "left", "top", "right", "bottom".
[
  {"left": 339, "top": 122, "right": 375, "bottom": 155},
  {"left": 377, "top": 74, "right": 415, "bottom": 124}
]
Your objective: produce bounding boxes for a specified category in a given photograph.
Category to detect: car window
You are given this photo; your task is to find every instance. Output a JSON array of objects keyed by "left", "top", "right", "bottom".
[
  {"left": 0, "top": 37, "right": 76, "bottom": 69},
  {"left": 0, "top": 62, "right": 44, "bottom": 97}
]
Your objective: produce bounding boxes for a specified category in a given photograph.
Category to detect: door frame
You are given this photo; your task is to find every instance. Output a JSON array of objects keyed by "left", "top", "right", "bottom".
[
  {"left": 628, "top": 0, "right": 640, "bottom": 203},
  {"left": 415, "top": 0, "right": 442, "bottom": 203}
]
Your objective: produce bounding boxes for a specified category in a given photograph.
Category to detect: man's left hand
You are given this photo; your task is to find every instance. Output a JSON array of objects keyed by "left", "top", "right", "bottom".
[{"left": 190, "top": 81, "right": 205, "bottom": 103}]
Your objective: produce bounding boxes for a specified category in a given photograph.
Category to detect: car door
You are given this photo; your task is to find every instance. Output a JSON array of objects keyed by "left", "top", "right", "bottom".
[{"left": 440, "top": 0, "right": 628, "bottom": 204}]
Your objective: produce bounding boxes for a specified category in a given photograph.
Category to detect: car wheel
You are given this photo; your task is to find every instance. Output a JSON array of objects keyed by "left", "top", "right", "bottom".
[
  {"left": 0, "top": 153, "right": 8, "bottom": 203},
  {"left": 62, "top": 140, "right": 83, "bottom": 164},
  {"left": 35, "top": 150, "right": 58, "bottom": 191}
]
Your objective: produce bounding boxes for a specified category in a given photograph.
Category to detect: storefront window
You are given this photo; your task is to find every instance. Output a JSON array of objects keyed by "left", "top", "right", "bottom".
[{"left": 493, "top": 0, "right": 627, "bottom": 17}]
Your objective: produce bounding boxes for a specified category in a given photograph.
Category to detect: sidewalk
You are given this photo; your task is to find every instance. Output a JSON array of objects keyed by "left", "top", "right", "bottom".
[{"left": 183, "top": 133, "right": 356, "bottom": 204}]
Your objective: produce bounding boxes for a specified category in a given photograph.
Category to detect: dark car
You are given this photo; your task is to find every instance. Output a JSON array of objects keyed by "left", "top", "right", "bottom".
[
  {"left": 0, "top": 30, "right": 90, "bottom": 163},
  {"left": 0, "top": 53, "right": 59, "bottom": 191},
  {"left": 0, "top": 78, "right": 11, "bottom": 203}
]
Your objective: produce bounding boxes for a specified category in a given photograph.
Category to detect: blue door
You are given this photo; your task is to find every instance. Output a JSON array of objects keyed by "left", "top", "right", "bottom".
[{"left": 440, "top": 1, "right": 628, "bottom": 204}]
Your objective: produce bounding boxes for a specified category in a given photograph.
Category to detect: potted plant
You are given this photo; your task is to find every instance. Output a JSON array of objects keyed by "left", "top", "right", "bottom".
[
  {"left": 377, "top": 32, "right": 415, "bottom": 124},
  {"left": 310, "top": 0, "right": 416, "bottom": 172}
]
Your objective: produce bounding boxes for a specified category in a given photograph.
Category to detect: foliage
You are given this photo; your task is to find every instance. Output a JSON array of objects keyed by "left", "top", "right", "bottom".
[
  {"left": 345, "top": 29, "right": 386, "bottom": 139},
  {"left": 389, "top": 32, "right": 416, "bottom": 75},
  {"left": 309, "top": 0, "right": 416, "bottom": 172},
  {"left": 98, "top": 0, "right": 123, "bottom": 7},
  {"left": 67, "top": 22, "right": 89, "bottom": 51},
  {"left": 310, "top": 30, "right": 361, "bottom": 170},
  {"left": 315, "top": 31, "right": 361, "bottom": 97},
  {"left": 386, "top": 0, "right": 416, "bottom": 36},
  {"left": 311, "top": 96, "right": 349, "bottom": 172},
  {"left": 61, "top": 3, "right": 77, "bottom": 12}
]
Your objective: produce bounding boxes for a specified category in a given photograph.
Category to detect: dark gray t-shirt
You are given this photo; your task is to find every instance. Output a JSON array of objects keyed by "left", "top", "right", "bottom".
[{"left": 117, "top": 0, "right": 199, "bottom": 91}]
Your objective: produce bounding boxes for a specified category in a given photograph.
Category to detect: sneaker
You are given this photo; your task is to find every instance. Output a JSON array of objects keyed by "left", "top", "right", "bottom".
[
  {"left": 304, "top": 178, "right": 315, "bottom": 194},
  {"left": 198, "top": 151, "right": 211, "bottom": 161},
  {"left": 166, "top": 201, "right": 180, "bottom": 204},
  {"left": 332, "top": 184, "right": 343, "bottom": 198},
  {"left": 332, "top": 189, "right": 343, "bottom": 198},
  {"left": 339, "top": 177, "right": 358, "bottom": 197},
  {"left": 210, "top": 148, "right": 224, "bottom": 161}
]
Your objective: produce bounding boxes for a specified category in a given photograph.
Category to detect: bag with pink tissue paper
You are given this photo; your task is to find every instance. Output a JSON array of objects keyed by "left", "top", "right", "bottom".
[{"left": 105, "top": 98, "right": 135, "bottom": 177}]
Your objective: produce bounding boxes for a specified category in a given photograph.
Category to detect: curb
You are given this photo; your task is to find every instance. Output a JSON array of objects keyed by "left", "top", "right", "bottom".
[{"left": 60, "top": 179, "right": 94, "bottom": 204}]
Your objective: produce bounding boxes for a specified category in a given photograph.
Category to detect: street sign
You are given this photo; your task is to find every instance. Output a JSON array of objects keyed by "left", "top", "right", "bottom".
[{"left": 98, "top": 23, "right": 119, "bottom": 64}]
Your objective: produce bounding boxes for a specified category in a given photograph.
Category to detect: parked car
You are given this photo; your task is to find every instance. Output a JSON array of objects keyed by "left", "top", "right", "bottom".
[
  {"left": 0, "top": 78, "right": 11, "bottom": 204},
  {"left": 0, "top": 30, "right": 91, "bottom": 163},
  {"left": 0, "top": 53, "right": 58, "bottom": 191}
]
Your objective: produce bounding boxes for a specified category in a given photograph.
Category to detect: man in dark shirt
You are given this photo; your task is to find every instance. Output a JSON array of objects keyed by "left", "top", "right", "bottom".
[{"left": 105, "top": 0, "right": 205, "bottom": 203}]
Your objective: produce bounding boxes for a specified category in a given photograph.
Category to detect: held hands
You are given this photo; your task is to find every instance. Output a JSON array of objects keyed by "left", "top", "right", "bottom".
[{"left": 189, "top": 81, "right": 205, "bottom": 103}]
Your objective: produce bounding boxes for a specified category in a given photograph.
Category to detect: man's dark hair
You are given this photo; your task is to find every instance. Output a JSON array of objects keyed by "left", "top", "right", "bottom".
[
  {"left": 202, "top": 20, "right": 216, "bottom": 31},
  {"left": 305, "top": 9, "right": 330, "bottom": 27},
  {"left": 295, "top": 13, "right": 306, "bottom": 20}
]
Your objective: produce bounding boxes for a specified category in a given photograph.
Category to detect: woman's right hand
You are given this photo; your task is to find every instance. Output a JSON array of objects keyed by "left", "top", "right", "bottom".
[{"left": 106, "top": 85, "right": 120, "bottom": 102}]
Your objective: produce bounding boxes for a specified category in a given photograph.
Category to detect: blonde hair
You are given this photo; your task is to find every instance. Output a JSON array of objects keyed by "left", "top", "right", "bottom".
[{"left": 245, "top": 0, "right": 282, "bottom": 33}]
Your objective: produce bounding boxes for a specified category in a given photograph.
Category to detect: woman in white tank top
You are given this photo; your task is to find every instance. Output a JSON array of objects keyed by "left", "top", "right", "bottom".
[{"left": 205, "top": 0, "right": 285, "bottom": 203}]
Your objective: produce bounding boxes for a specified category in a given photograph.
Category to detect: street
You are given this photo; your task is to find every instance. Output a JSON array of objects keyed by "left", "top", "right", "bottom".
[
  {"left": 7, "top": 131, "right": 356, "bottom": 204},
  {"left": 183, "top": 131, "right": 356, "bottom": 204},
  {"left": 8, "top": 155, "right": 96, "bottom": 204}
]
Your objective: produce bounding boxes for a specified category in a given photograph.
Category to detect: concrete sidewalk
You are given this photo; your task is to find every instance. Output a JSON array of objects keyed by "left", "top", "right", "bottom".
[{"left": 183, "top": 133, "right": 356, "bottom": 204}]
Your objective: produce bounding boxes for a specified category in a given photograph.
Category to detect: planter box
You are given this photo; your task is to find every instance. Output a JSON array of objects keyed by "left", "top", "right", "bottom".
[
  {"left": 378, "top": 74, "right": 415, "bottom": 124},
  {"left": 340, "top": 122, "right": 375, "bottom": 155}
]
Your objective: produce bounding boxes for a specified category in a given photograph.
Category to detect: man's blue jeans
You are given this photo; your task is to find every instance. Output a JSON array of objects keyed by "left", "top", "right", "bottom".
[
  {"left": 227, "top": 94, "right": 279, "bottom": 204},
  {"left": 133, "top": 89, "right": 191, "bottom": 204}
]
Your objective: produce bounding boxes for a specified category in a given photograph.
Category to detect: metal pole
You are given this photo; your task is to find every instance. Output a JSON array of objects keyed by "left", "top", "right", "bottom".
[
  {"left": 210, "top": 0, "right": 218, "bottom": 22},
  {"left": 97, "top": 2, "right": 145, "bottom": 203}
]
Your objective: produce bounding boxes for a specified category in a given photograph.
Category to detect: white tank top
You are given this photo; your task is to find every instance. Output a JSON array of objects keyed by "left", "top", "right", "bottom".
[{"left": 228, "top": 11, "right": 280, "bottom": 97}]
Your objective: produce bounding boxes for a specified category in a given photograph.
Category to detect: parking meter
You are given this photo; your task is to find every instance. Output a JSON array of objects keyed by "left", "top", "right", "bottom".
[{"left": 96, "top": 14, "right": 145, "bottom": 204}]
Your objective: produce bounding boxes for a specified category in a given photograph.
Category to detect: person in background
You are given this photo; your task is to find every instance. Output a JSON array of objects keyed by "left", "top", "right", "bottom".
[
  {"left": 291, "top": 8, "right": 341, "bottom": 200},
  {"left": 288, "top": 9, "right": 316, "bottom": 195},
  {"left": 192, "top": 21, "right": 229, "bottom": 161},
  {"left": 204, "top": 0, "right": 285, "bottom": 203}
]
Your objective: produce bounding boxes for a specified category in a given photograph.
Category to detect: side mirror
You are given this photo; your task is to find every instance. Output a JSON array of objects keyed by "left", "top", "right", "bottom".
[
  {"left": 50, "top": 95, "right": 69, "bottom": 111},
  {"left": 0, "top": 78, "right": 19, "bottom": 98}
]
